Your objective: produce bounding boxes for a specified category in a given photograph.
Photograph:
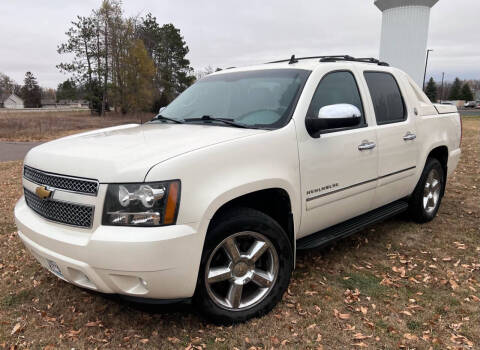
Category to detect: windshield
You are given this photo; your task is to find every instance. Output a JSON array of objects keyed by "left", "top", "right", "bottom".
[{"left": 160, "top": 69, "right": 311, "bottom": 129}]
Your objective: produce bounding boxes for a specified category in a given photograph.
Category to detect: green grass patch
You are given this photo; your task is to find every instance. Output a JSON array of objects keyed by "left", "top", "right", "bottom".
[
  {"left": 375, "top": 319, "right": 388, "bottom": 330},
  {"left": 339, "top": 272, "right": 388, "bottom": 298},
  {"left": 1, "top": 289, "right": 34, "bottom": 308},
  {"left": 407, "top": 320, "right": 421, "bottom": 331}
]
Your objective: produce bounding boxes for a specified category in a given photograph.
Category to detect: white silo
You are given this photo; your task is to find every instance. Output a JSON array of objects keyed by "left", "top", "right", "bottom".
[{"left": 375, "top": 0, "right": 439, "bottom": 87}]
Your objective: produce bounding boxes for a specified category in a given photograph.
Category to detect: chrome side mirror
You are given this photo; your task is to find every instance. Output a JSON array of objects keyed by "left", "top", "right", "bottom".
[
  {"left": 318, "top": 103, "right": 361, "bottom": 120},
  {"left": 306, "top": 103, "right": 362, "bottom": 136}
]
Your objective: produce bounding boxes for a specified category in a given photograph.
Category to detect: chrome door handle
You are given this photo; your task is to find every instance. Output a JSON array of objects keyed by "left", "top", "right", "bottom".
[
  {"left": 358, "top": 140, "right": 376, "bottom": 151},
  {"left": 403, "top": 132, "right": 416, "bottom": 141}
]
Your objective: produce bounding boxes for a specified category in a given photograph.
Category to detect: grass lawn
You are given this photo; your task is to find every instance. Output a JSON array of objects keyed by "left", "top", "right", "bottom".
[
  {"left": 0, "top": 111, "right": 154, "bottom": 142},
  {"left": 0, "top": 119, "right": 478, "bottom": 349}
]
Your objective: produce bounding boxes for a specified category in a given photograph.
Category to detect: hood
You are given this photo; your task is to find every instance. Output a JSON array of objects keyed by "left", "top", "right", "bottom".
[{"left": 24, "top": 123, "right": 266, "bottom": 182}]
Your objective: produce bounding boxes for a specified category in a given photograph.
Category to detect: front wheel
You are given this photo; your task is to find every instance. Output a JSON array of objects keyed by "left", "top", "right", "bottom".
[
  {"left": 409, "top": 158, "right": 445, "bottom": 223},
  {"left": 194, "top": 207, "right": 293, "bottom": 324}
]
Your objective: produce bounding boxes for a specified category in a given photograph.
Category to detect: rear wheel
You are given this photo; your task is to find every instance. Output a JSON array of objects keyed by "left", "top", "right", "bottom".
[
  {"left": 409, "top": 158, "right": 445, "bottom": 223},
  {"left": 194, "top": 207, "right": 293, "bottom": 324}
]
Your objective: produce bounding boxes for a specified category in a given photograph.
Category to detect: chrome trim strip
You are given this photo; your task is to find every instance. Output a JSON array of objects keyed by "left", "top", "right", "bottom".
[
  {"left": 23, "top": 165, "right": 99, "bottom": 196},
  {"left": 306, "top": 166, "right": 416, "bottom": 202}
]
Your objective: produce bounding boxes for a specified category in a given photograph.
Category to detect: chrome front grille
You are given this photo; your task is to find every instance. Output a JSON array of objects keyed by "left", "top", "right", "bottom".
[
  {"left": 24, "top": 188, "right": 94, "bottom": 228},
  {"left": 23, "top": 166, "right": 99, "bottom": 196}
]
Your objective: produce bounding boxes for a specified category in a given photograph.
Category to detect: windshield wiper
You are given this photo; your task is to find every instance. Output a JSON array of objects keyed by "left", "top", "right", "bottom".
[
  {"left": 151, "top": 114, "right": 184, "bottom": 124},
  {"left": 184, "top": 115, "right": 249, "bottom": 129}
]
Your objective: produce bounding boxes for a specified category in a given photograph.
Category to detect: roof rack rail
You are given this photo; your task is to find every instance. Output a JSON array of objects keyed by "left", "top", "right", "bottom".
[{"left": 266, "top": 55, "right": 390, "bottom": 67}]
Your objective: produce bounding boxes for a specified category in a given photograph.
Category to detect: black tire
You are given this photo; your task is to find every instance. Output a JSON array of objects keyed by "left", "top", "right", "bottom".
[
  {"left": 194, "top": 207, "right": 293, "bottom": 324},
  {"left": 409, "top": 158, "right": 445, "bottom": 223}
]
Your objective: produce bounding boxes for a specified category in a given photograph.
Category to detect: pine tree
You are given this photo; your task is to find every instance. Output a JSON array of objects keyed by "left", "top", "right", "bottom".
[
  {"left": 57, "top": 80, "right": 78, "bottom": 101},
  {"left": 0, "top": 72, "right": 15, "bottom": 95},
  {"left": 138, "top": 14, "right": 195, "bottom": 108},
  {"left": 425, "top": 77, "right": 437, "bottom": 102},
  {"left": 448, "top": 78, "right": 462, "bottom": 100},
  {"left": 20, "top": 72, "right": 42, "bottom": 108},
  {"left": 124, "top": 39, "right": 156, "bottom": 114},
  {"left": 460, "top": 83, "right": 474, "bottom": 101}
]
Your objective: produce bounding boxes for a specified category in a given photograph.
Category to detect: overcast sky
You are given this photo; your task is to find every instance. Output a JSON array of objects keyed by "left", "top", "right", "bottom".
[{"left": 1, "top": 0, "right": 479, "bottom": 88}]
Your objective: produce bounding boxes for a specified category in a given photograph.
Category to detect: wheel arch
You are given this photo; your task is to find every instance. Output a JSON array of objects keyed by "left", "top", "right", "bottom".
[
  {"left": 427, "top": 145, "right": 448, "bottom": 172},
  {"left": 425, "top": 145, "right": 449, "bottom": 196},
  {"left": 205, "top": 187, "right": 296, "bottom": 254}
]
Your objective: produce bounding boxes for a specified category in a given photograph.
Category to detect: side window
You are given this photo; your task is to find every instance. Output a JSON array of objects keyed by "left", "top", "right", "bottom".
[
  {"left": 307, "top": 71, "right": 365, "bottom": 128},
  {"left": 364, "top": 72, "right": 406, "bottom": 125}
]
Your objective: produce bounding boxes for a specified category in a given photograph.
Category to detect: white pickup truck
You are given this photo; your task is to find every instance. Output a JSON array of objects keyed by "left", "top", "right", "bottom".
[{"left": 15, "top": 55, "right": 461, "bottom": 323}]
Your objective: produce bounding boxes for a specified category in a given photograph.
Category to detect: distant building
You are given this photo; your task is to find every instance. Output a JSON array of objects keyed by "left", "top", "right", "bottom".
[
  {"left": 40, "top": 99, "right": 57, "bottom": 108},
  {"left": 57, "top": 99, "right": 89, "bottom": 109},
  {"left": 39, "top": 99, "right": 89, "bottom": 109},
  {"left": 0, "top": 93, "right": 24, "bottom": 109}
]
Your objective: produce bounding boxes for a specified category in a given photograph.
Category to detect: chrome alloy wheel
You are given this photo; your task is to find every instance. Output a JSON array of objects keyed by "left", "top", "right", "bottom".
[
  {"left": 205, "top": 231, "right": 279, "bottom": 311},
  {"left": 423, "top": 168, "right": 442, "bottom": 215}
]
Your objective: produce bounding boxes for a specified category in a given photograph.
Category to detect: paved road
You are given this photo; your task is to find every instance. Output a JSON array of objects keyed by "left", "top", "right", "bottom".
[
  {"left": 459, "top": 109, "right": 480, "bottom": 117},
  {"left": 0, "top": 141, "right": 43, "bottom": 162}
]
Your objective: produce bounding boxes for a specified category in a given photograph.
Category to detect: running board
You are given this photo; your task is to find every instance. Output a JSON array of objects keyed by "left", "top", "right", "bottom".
[{"left": 296, "top": 200, "right": 409, "bottom": 250}]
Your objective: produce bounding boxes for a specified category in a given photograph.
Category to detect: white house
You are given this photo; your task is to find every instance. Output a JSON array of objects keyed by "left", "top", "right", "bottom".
[{"left": 0, "top": 93, "right": 24, "bottom": 109}]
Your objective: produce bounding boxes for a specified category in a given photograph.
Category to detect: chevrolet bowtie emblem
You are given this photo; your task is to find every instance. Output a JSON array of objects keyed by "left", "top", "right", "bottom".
[{"left": 35, "top": 186, "right": 53, "bottom": 200}]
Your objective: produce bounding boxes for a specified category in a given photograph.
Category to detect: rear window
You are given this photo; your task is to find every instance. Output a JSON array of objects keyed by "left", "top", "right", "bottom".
[{"left": 364, "top": 72, "right": 406, "bottom": 125}]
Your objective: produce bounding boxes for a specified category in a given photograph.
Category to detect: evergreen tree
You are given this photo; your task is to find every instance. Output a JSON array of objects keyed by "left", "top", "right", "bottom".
[
  {"left": 0, "top": 72, "right": 15, "bottom": 95},
  {"left": 20, "top": 72, "right": 42, "bottom": 107},
  {"left": 425, "top": 77, "right": 437, "bottom": 102},
  {"left": 57, "top": 15, "right": 97, "bottom": 111},
  {"left": 448, "top": 78, "right": 462, "bottom": 100},
  {"left": 124, "top": 39, "right": 156, "bottom": 113},
  {"left": 57, "top": 79, "right": 78, "bottom": 101},
  {"left": 138, "top": 14, "right": 195, "bottom": 108},
  {"left": 460, "top": 82, "right": 474, "bottom": 101}
]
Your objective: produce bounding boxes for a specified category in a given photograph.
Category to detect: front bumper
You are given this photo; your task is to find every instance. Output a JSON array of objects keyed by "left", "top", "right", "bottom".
[{"left": 14, "top": 197, "right": 207, "bottom": 299}]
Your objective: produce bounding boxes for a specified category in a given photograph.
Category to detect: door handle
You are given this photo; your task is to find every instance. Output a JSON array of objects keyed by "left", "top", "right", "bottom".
[
  {"left": 403, "top": 132, "right": 416, "bottom": 141},
  {"left": 358, "top": 140, "right": 376, "bottom": 151}
]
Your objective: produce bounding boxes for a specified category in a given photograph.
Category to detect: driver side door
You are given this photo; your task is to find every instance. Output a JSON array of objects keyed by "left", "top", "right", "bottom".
[{"left": 297, "top": 70, "right": 379, "bottom": 237}]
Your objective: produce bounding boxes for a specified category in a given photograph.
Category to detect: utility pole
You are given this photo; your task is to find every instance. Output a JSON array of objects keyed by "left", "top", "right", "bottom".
[
  {"left": 440, "top": 72, "right": 445, "bottom": 103},
  {"left": 423, "top": 49, "right": 434, "bottom": 91}
]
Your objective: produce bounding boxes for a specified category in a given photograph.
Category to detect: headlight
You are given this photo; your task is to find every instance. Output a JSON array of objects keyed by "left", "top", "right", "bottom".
[{"left": 102, "top": 180, "right": 180, "bottom": 226}]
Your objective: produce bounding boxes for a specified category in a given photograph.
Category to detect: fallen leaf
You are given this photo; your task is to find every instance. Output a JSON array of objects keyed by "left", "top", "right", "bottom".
[
  {"left": 404, "top": 333, "right": 419, "bottom": 341},
  {"left": 334, "top": 309, "right": 351, "bottom": 320},
  {"left": 351, "top": 342, "right": 368, "bottom": 347},
  {"left": 11, "top": 323, "right": 21, "bottom": 335},
  {"left": 67, "top": 329, "right": 81, "bottom": 337},
  {"left": 168, "top": 337, "right": 181, "bottom": 344},
  {"left": 353, "top": 333, "right": 371, "bottom": 340},
  {"left": 450, "top": 279, "right": 459, "bottom": 290}
]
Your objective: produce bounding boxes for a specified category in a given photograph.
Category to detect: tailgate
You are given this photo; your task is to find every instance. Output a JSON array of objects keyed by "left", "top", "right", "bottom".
[{"left": 434, "top": 104, "right": 458, "bottom": 114}]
